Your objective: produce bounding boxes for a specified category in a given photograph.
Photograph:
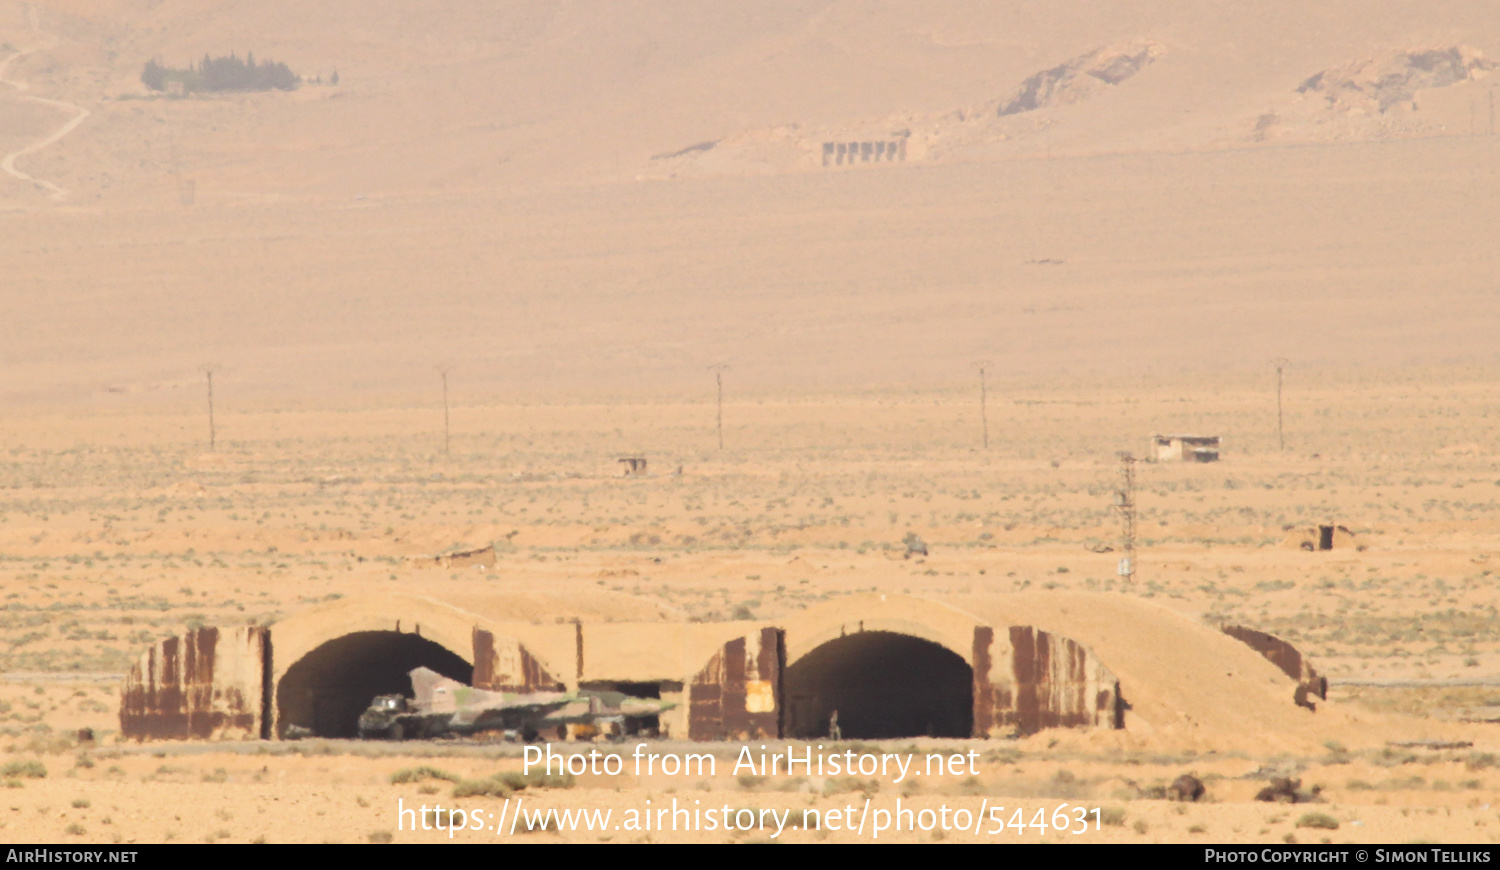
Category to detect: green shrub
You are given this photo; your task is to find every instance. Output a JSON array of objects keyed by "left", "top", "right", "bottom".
[
  {"left": 141, "top": 53, "right": 298, "bottom": 94},
  {"left": 1, "top": 760, "right": 46, "bottom": 779}
]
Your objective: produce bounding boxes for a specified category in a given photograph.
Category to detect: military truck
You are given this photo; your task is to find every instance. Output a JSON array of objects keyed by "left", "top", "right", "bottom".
[{"left": 356, "top": 693, "right": 455, "bottom": 740}]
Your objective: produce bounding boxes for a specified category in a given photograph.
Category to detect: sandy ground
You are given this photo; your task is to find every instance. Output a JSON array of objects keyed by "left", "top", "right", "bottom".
[
  {"left": 0, "top": 2, "right": 1497, "bottom": 403},
  {"left": 1, "top": 381, "right": 1499, "bottom": 843},
  {"left": 2, "top": 0, "right": 1500, "bottom": 845}
]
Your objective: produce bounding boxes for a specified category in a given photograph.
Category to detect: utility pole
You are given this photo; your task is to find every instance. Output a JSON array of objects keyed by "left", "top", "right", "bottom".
[
  {"left": 709, "top": 364, "right": 729, "bottom": 450},
  {"left": 203, "top": 366, "right": 217, "bottom": 451},
  {"left": 1114, "top": 451, "right": 1136, "bottom": 582},
  {"left": 1273, "top": 357, "right": 1289, "bottom": 452},
  {"left": 436, "top": 365, "right": 451, "bottom": 456},
  {"left": 971, "top": 360, "right": 992, "bottom": 449}
]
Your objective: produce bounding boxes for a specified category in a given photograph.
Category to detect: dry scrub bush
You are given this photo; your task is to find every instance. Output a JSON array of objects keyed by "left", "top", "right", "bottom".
[
  {"left": 1296, "top": 812, "right": 1340, "bottom": 830},
  {"left": 452, "top": 771, "right": 574, "bottom": 798},
  {"left": 823, "top": 776, "right": 879, "bottom": 797},
  {"left": 390, "top": 766, "right": 459, "bottom": 785},
  {"left": 1, "top": 760, "right": 46, "bottom": 778}
]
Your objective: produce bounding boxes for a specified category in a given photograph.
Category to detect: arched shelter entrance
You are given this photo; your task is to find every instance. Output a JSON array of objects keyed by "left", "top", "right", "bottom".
[
  {"left": 778, "top": 594, "right": 983, "bottom": 739},
  {"left": 266, "top": 593, "right": 564, "bottom": 739},
  {"left": 784, "top": 631, "right": 972, "bottom": 738},
  {"left": 275, "top": 630, "right": 472, "bottom": 737}
]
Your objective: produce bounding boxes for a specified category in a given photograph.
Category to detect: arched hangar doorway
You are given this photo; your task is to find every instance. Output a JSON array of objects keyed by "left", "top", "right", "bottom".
[
  {"left": 276, "top": 631, "right": 472, "bottom": 738},
  {"left": 783, "top": 631, "right": 972, "bottom": 739}
]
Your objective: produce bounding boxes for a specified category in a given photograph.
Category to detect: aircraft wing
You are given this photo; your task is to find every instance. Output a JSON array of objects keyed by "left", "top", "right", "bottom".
[{"left": 409, "top": 666, "right": 571, "bottom": 724}]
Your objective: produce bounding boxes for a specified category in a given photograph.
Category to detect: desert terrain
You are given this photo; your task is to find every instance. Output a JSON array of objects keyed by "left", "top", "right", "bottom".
[{"left": 2, "top": 0, "right": 1500, "bottom": 845}]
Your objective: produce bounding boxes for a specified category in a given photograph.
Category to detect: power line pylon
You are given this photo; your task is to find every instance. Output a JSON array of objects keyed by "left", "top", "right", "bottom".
[
  {"left": 436, "top": 365, "right": 452, "bottom": 456},
  {"left": 971, "top": 360, "right": 992, "bottom": 450},
  {"left": 201, "top": 365, "right": 217, "bottom": 451},
  {"left": 1273, "top": 357, "right": 1289, "bottom": 452},
  {"left": 709, "top": 364, "right": 729, "bottom": 450},
  {"left": 1115, "top": 451, "right": 1137, "bottom": 582}
]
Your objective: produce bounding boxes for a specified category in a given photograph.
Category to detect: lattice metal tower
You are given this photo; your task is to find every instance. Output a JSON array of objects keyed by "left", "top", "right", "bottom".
[{"left": 1115, "top": 451, "right": 1137, "bottom": 582}]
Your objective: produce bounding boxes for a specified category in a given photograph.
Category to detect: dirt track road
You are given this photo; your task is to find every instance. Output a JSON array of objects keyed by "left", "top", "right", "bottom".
[{"left": 0, "top": 2, "right": 88, "bottom": 201}]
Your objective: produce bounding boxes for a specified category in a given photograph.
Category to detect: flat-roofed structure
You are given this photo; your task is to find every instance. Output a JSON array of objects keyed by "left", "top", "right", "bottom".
[{"left": 1152, "top": 433, "right": 1221, "bottom": 462}]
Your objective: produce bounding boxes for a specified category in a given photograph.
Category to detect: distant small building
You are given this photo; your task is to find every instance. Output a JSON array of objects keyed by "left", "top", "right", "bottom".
[
  {"left": 1151, "top": 434, "right": 1221, "bottom": 463},
  {"left": 1281, "top": 524, "right": 1359, "bottom": 552}
]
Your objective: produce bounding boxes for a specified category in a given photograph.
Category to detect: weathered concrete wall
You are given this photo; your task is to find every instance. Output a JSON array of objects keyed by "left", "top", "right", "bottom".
[
  {"left": 688, "top": 628, "right": 784, "bottom": 741},
  {"left": 972, "top": 625, "right": 1120, "bottom": 736},
  {"left": 954, "top": 593, "right": 1323, "bottom": 740},
  {"left": 779, "top": 596, "right": 1118, "bottom": 739},
  {"left": 581, "top": 621, "right": 774, "bottom": 739},
  {"left": 1222, "top": 625, "right": 1327, "bottom": 702},
  {"left": 116, "top": 593, "right": 1144, "bottom": 742},
  {"left": 468, "top": 621, "right": 579, "bottom": 691},
  {"left": 472, "top": 628, "right": 565, "bottom": 693},
  {"left": 120, "top": 626, "right": 269, "bottom": 740}
]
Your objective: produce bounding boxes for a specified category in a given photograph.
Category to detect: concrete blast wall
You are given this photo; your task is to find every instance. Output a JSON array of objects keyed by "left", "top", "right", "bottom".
[
  {"left": 1221, "top": 625, "right": 1327, "bottom": 704},
  {"left": 120, "top": 626, "right": 269, "bottom": 740},
  {"left": 472, "top": 627, "right": 566, "bottom": 693},
  {"left": 117, "top": 594, "right": 1140, "bottom": 742},
  {"left": 688, "top": 628, "right": 784, "bottom": 741},
  {"left": 972, "top": 625, "right": 1121, "bottom": 736}
]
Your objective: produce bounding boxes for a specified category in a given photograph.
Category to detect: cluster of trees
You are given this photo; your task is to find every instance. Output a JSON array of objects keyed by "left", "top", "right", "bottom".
[{"left": 141, "top": 52, "right": 300, "bottom": 94}]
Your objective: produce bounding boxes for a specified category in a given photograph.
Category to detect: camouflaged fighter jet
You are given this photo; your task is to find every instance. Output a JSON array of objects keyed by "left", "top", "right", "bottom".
[{"left": 357, "top": 667, "right": 674, "bottom": 741}]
